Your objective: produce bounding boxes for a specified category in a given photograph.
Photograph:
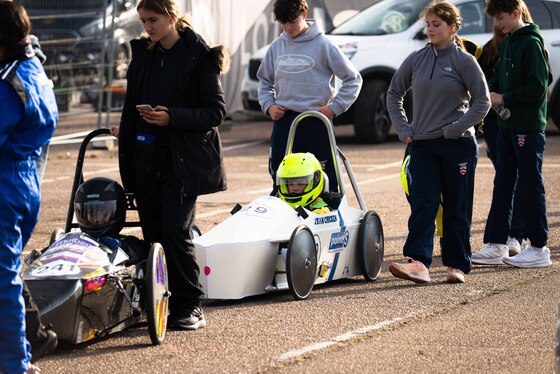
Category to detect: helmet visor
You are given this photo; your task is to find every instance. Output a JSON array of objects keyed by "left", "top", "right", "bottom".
[
  {"left": 278, "top": 175, "right": 314, "bottom": 197},
  {"left": 75, "top": 200, "right": 117, "bottom": 229}
]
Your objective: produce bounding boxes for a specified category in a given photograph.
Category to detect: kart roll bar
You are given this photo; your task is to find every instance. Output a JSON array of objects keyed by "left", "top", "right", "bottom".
[
  {"left": 65, "top": 128, "right": 139, "bottom": 233},
  {"left": 285, "top": 111, "right": 367, "bottom": 211}
]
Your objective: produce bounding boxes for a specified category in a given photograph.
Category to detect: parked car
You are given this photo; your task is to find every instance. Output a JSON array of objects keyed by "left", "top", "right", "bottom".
[
  {"left": 242, "top": 0, "right": 560, "bottom": 143},
  {"left": 19, "top": 0, "right": 143, "bottom": 109}
]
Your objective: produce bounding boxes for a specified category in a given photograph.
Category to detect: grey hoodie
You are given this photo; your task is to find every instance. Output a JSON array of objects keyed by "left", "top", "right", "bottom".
[
  {"left": 257, "top": 21, "right": 362, "bottom": 116},
  {"left": 387, "top": 41, "right": 490, "bottom": 141}
]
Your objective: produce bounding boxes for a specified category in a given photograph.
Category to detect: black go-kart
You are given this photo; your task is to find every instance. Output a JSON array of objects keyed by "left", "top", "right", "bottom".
[{"left": 22, "top": 129, "right": 169, "bottom": 346}]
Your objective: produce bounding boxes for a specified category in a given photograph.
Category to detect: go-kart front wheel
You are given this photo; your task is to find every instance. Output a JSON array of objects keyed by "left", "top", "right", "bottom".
[
  {"left": 286, "top": 225, "right": 317, "bottom": 300},
  {"left": 358, "top": 211, "right": 384, "bottom": 281},
  {"left": 146, "top": 243, "right": 169, "bottom": 345}
]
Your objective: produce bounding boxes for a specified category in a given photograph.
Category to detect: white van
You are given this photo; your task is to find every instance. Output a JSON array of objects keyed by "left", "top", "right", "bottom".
[{"left": 242, "top": 0, "right": 560, "bottom": 143}]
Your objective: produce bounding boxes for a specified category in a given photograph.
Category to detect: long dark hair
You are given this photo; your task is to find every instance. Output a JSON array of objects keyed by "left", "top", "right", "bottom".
[
  {"left": 422, "top": 1, "right": 465, "bottom": 50},
  {"left": 0, "top": 1, "right": 31, "bottom": 50}
]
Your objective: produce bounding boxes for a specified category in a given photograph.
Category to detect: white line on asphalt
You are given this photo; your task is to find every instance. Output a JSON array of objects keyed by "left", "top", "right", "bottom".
[
  {"left": 357, "top": 173, "right": 401, "bottom": 185},
  {"left": 223, "top": 140, "right": 266, "bottom": 151},
  {"left": 277, "top": 315, "right": 408, "bottom": 361},
  {"left": 42, "top": 167, "right": 119, "bottom": 184},
  {"left": 197, "top": 208, "right": 233, "bottom": 218},
  {"left": 366, "top": 160, "right": 402, "bottom": 171},
  {"left": 247, "top": 187, "right": 272, "bottom": 195}
]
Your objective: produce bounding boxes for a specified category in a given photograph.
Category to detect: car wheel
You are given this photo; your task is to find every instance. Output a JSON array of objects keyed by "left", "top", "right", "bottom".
[
  {"left": 146, "top": 242, "right": 169, "bottom": 345},
  {"left": 354, "top": 79, "right": 392, "bottom": 144},
  {"left": 551, "top": 93, "right": 560, "bottom": 130},
  {"left": 357, "top": 211, "right": 384, "bottom": 281},
  {"left": 286, "top": 225, "right": 317, "bottom": 300}
]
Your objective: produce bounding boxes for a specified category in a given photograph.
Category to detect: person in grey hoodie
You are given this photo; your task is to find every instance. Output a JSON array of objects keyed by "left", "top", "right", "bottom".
[
  {"left": 257, "top": 0, "right": 362, "bottom": 195},
  {"left": 386, "top": 1, "right": 490, "bottom": 284}
]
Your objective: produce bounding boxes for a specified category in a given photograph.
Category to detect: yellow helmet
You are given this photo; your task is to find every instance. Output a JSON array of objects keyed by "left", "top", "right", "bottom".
[{"left": 277, "top": 152, "right": 324, "bottom": 209}]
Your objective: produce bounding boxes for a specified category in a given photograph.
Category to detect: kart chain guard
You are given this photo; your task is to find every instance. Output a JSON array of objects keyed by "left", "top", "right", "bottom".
[{"left": 286, "top": 225, "right": 317, "bottom": 300}]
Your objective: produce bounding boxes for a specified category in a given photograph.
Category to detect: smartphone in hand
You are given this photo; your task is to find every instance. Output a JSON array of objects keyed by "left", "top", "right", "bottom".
[{"left": 136, "top": 104, "right": 154, "bottom": 112}]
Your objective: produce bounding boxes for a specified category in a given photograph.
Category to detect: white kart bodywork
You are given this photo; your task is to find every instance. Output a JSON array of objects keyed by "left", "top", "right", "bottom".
[
  {"left": 194, "top": 195, "right": 364, "bottom": 299},
  {"left": 194, "top": 111, "right": 383, "bottom": 300}
]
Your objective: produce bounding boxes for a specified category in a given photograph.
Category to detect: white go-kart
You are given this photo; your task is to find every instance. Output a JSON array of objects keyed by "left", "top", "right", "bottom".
[{"left": 194, "top": 111, "right": 384, "bottom": 300}]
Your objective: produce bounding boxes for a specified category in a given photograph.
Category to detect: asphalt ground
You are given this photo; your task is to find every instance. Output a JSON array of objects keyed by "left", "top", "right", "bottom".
[{"left": 28, "top": 111, "right": 560, "bottom": 373}]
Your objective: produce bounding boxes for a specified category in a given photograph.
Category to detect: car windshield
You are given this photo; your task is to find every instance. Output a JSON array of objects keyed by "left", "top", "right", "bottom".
[
  {"left": 330, "top": 0, "right": 431, "bottom": 36},
  {"left": 20, "top": 0, "right": 113, "bottom": 10}
]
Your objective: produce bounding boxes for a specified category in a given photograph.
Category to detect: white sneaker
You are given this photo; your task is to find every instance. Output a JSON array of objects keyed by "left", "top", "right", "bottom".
[
  {"left": 506, "top": 237, "right": 521, "bottom": 256},
  {"left": 502, "top": 246, "right": 552, "bottom": 268},
  {"left": 472, "top": 243, "right": 508, "bottom": 265}
]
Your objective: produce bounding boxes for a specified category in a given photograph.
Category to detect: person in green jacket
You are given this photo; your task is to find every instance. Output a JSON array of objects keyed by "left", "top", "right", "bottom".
[{"left": 473, "top": 0, "right": 550, "bottom": 268}]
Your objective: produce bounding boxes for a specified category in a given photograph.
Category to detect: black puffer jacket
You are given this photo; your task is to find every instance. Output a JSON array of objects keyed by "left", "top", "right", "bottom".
[{"left": 118, "top": 28, "right": 228, "bottom": 197}]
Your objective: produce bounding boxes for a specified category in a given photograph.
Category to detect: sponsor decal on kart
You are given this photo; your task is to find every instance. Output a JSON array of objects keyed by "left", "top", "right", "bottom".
[
  {"left": 49, "top": 234, "right": 99, "bottom": 250},
  {"left": 328, "top": 227, "right": 350, "bottom": 252},
  {"left": 30, "top": 260, "right": 81, "bottom": 277},
  {"left": 314, "top": 215, "right": 337, "bottom": 225}
]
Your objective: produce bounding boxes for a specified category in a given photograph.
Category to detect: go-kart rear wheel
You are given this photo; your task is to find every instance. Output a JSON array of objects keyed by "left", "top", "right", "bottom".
[
  {"left": 49, "top": 228, "right": 65, "bottom": 245},
  {"left": 146, "top": 243, "right": 169, "bottom": 345},
  {"left": 358, "top": 211, "right": 384, "bottom": 281},
  {"left": 286, "top": 225, "right": 317, "bottom": 300}
]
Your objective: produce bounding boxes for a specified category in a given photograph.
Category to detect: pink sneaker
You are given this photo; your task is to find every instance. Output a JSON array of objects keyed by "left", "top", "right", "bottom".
[
  {"left": 389, "top": 258, "right": 430, "bottom": 283},
  {"left": 446, "top": 267, "right": 465, "bottom": 283}
]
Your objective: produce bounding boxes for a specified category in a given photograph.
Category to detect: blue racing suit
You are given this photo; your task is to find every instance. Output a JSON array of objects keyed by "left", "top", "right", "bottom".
[{"left": 0, "top": 53, "right": 57, "bottom": 374}]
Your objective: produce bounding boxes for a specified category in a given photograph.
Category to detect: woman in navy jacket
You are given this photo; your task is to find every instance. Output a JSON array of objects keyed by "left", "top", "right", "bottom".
[{"left": 111, "top": 0, "right": 228, "bottom": 330}]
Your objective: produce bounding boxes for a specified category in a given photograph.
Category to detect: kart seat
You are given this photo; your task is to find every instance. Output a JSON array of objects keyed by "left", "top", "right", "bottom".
[{"left": 321, "top": 171, "right": 342, "bottom": 210}]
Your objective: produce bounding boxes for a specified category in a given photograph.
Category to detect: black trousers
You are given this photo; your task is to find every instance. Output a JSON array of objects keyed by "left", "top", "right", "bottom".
[
  {"left": 134, "top": 144, "right": 203, "bottom": 312},
  {"left": 23, "top": 281, "right": 47, "bottom": 344}
]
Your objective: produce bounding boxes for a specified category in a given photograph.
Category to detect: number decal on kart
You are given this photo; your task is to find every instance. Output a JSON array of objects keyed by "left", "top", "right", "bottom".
[
  {"left": 239, "top": 204, "right": 272, "bottom": 218},
  {"left": 31, "top": 260, "right": 81, "bottom": 277}
]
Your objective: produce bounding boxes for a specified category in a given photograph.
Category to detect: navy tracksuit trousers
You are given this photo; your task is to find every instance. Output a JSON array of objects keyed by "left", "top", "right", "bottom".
[
  {"left": 483, "top": 114, "right": 524, "bottom": 241},
  {"left": 405, "top": 137, "right": 478, "bottom": 273},
  {"left": 484, "top": 128, "right": 548, "bottom": 248}
]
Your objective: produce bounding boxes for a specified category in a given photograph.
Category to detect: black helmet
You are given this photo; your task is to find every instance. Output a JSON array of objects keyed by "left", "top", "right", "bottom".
[{"left": 74, "top": 177, "right": 126, "bottom": 237}]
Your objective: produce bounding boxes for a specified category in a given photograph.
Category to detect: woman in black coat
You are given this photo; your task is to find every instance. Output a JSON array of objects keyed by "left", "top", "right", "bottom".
[{"left": 111, "top": 0, "right": 229, "bottom": 330}]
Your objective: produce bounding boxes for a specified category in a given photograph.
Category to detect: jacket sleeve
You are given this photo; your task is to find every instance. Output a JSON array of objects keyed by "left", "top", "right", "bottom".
[
  {"left": 325, "top": 42, "right": 362, "bottom": 116},
  {"left": 442, "top": 54, "right": 490, "bottom": 139},
  {"left": 257, "top": 47, "right": 276, "bottom": 116},
  {"left": 387, "top": 54, "right": 414, "bottom": 141},
  {"left": 168, "top": 60, "right": 226, "bottom": 131},
  {"left": 502, "top": 40, "right": 548, "bottom": 105}
]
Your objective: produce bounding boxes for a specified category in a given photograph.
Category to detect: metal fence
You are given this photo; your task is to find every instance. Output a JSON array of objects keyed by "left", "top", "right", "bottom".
[{"left": 16, "top": 0, "right": 143, "bottom": 129}]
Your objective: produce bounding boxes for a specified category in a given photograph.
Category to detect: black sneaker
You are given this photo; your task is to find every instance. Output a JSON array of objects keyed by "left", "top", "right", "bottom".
[
  {"left": 167, "top": 306, "right": 206, "bottom": 330},
  {"left": 31, "top": 328, "right": 58, "bottom": 363}
]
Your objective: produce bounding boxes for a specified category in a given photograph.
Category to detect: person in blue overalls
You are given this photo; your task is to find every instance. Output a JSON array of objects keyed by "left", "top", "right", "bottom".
[{"left": 0, "top": 2, "right": 57, "bottom": 373}]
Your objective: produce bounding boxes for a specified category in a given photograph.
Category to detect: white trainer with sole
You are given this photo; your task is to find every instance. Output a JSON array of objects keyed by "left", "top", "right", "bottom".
[
  {"left": 472, "top": 243, "right": 508, "bottom": 265},
  {"left": 502, "top": 246, "right": 552, "bottom": 268}
]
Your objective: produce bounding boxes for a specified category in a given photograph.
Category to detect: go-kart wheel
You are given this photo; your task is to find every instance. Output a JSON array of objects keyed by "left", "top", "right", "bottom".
[
  {"left": 49, "top": 228, "right": 65, "bottom": 245},
  {"left": 190, "top": 224, "right": 202, "bottom": 239},
  {"left": 146, "top": 243, "right": 169, "bottom": 345},
  {"left": 286, "top": 225, "right": 317, "bottom": 300},
  {"left": 358, "top": 211, "right": 384, "bottom": 281}
]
